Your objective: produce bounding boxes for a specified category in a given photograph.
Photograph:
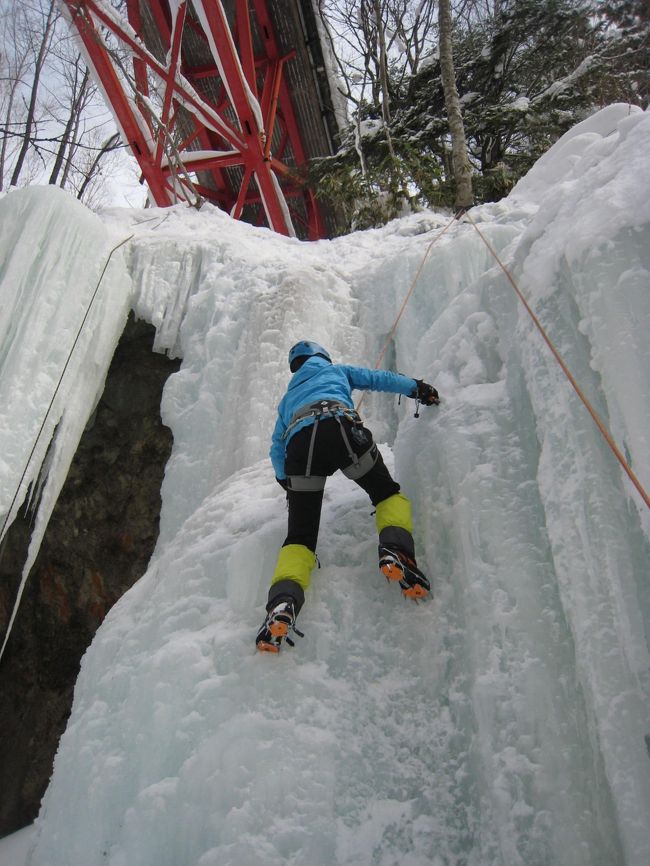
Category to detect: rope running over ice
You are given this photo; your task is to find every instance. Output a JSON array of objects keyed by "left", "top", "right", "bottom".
[
  {"left": 356, "top": 204, "right": 649, "bottom": 512},
  {"left": 0, "top": 232, "right": 135, "bottom": 663},
  {"left": 356, "top": 212, "right": 458, "bottom": 412},
  {"left": 463, "top": 210, "right": 650, "bottom": 511}
]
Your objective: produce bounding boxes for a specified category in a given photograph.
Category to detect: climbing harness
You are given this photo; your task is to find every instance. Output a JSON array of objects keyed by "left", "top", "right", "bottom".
[
  {"left": 282, "top": 399, "right": 358, "bottom": 440},
  {"left": 285, "top": 400, "right": 378, "bottom": 492},
  {"left": 335, "top": 415, "right": 378, "bottom": 480},
  {"left": 462, "top": 210, "right": 650, "bottom": 512}
]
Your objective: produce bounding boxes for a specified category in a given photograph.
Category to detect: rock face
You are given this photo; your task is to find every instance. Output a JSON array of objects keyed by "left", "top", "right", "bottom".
[{"left": 0, "top": 315, "right": 180, "bottom": 837}]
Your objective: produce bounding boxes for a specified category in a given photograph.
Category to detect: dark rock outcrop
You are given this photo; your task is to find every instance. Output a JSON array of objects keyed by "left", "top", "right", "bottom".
[{"left": 0, "top": 314, "right": 180, "bottom": 837}]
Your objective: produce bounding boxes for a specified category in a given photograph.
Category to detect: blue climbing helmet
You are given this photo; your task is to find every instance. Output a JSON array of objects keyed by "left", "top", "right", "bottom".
[{"left": 288, "top": 340, "right": 332, "bottom": 372}]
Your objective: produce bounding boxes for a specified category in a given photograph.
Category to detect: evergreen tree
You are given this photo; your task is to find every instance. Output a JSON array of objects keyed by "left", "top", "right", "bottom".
[
  {"left": 597, "top": 1, "right": 650, "bottom": 105},
  {"left": 311, "top": 0, "right": 648, "bottom": 230}
]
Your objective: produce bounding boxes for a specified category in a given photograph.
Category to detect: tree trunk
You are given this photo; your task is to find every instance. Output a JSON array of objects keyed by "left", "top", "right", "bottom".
[
  {"left": 373, "top": 0, "right": 393, "bottom": 146},
  {"left": 10, "top": 0, "right": 58, "bottom": 188},
  {"left": 0, "top": 10, "right": 31, "bottom": 191},
  {"left": 49, "top": 63, "right": 91, "bottom": 187},
  {"left": 0, "top": 77, "right": 22, "bottom": 191},
  {"left": 438, "top": 0, "right": 473, "bottom": 210},
  {"left": 76, "top": 132, "right": 120, "bottom": 202}
]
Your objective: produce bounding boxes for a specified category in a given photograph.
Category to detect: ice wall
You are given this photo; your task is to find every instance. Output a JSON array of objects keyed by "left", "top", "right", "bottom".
[
  {"left": 0, "top": 187, "right": 133, "bottom": 657},
  {"left": 0, "top": 106, "right": 648, "bottom": 866}
]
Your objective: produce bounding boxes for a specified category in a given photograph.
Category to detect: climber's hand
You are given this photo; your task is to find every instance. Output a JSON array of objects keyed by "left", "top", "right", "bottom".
[{"left": 412, "top": 379, "right": 440, "bottom": 406}]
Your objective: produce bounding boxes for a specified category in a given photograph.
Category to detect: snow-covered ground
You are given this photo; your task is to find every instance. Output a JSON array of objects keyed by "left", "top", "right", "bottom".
[{"left": 1, "top": 103, "right": 649, "bottom": 866}]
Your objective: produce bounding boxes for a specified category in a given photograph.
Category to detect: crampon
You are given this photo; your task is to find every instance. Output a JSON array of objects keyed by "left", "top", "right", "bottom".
[
  {"left": 256, "top": 599, "right": 303, "bottom": 653},
  {"left": 379, "top": 546, "right": 431, "bottom": 600}
]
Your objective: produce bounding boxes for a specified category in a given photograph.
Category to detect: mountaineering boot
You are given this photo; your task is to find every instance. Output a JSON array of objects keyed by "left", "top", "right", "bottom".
[
  {"left": 256, "top": 597, "right": 303, "bottom": 653},
  {"left": 376, "top": 503, "right": 429, "bottom": 600},
  {"left": 379, "top": 545, "right": 431, "bottom": 600}
]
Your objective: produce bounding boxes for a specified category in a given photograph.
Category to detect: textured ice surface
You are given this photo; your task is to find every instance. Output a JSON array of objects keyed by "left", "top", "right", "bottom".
[{"left": 1, "top": 106, "right": 649, "bottom": 866}]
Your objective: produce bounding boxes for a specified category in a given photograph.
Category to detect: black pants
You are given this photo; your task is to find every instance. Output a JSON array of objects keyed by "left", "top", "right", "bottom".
[{"left": 283, "top": 417, "right": 400, "bottom": 552}]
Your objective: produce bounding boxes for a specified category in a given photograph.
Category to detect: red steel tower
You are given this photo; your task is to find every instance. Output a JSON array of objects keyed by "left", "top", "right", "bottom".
[{"left": 61, "top": 0, "right": 341, "bottom": 239}]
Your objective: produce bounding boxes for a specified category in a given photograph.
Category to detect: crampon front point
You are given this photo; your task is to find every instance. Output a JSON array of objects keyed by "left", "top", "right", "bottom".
[{"left": 379, "top": 547, "right": 431, "bottom": 600}]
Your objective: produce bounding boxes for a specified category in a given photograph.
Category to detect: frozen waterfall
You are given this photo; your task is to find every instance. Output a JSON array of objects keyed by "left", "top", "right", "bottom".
[{"left": 0, "top": 104, "right": 649, "bottom": 866}]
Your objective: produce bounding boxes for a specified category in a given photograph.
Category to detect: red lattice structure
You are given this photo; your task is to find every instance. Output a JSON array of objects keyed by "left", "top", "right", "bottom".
[{"left": 61, "top": 0, "right": 341, "bottom": 239}]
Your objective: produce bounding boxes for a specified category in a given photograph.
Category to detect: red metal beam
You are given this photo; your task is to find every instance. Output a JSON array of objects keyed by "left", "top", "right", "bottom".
[
  {"left": 154, "top": 1, "right": 188, "bottom": 167},
  {"left": 62, "top": 0, "right": 328, "bottom": 238},
  {"left": 193, "top": 0, "right": 294, "bottom": 235},
  {"left": 250, "top": 0, "right": 326, "bottom": 239},
  {"left": 125, "top": 0, "right": 149, "bottom": 98},
  {"left": 235, "top": 0, "right": 257, "bottom": 95},
  {"left": 71, "top": 0, "right": 246, "bottom": 150},
  {"left": 62, "top": 1, "right": 174, "bottom": 206}
]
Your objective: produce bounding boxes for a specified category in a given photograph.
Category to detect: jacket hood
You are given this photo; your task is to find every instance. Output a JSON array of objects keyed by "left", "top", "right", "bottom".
[{"left": 287, "top": 354, "right": 332, "bottom": 390}]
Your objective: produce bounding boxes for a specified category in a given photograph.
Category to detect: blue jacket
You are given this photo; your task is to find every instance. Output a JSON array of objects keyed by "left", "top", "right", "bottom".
[{"left": 270, "top": 355, "right": 417, "bottom": 479}]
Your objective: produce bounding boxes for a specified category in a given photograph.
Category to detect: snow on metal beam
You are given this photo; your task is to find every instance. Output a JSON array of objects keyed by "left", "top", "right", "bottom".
[{"left": 61, "top": 0, "right": 334, "bottom": 238}]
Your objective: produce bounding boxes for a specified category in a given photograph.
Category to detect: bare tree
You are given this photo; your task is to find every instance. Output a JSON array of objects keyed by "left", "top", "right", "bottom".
[
  {"left": 48, "top": 56, "right": 92, "bottom": 187},
  {"left": 438, "top": 0, "right": 473, "bottom": 209},
  {"left": 374, "top": 0, "right": 392, "bottom": 129},
  {"left": 316, "top": 0, "right": 439, "bottom": 195},
  {"left": 384, "top": 0, "right": 437, "bottom": 95},
  {"left": 317, "top": 0, "right": 438, "bottom": 110},
  {"left": 9, "top": 0, "right": 59, "bottom": 187},
  {"left": 0, "top": 0, "right": 128, "bottom": 206},
  {"left": 75, "top": 131, "right": 121, "bottom": 203},
  {"left": 0, "top": 6, "right": 31, "bottom": 190}
]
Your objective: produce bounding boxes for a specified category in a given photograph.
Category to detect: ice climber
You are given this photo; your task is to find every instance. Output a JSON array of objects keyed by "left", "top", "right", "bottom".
[{"left": 256, "top": 340, "right": 440, "bottom": 653}]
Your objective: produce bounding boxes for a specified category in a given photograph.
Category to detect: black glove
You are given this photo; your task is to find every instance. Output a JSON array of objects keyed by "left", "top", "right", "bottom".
[
  {"left": 412, "top": 379, "right": 440, "bottom": 406},
  {"left": 276, "top": 476, "right": 289, "bottom": 490}
]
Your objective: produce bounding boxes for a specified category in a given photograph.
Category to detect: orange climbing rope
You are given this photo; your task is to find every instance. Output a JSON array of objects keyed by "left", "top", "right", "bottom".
[
  {"left": 356, "top": 204, "right": 649, "bottom": 512},
  {"left": 356, "top": 212, "right": 458, "bottom": 411},
  {"left": 463, "top": 210, "right": 650, "bottom": 511}
]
